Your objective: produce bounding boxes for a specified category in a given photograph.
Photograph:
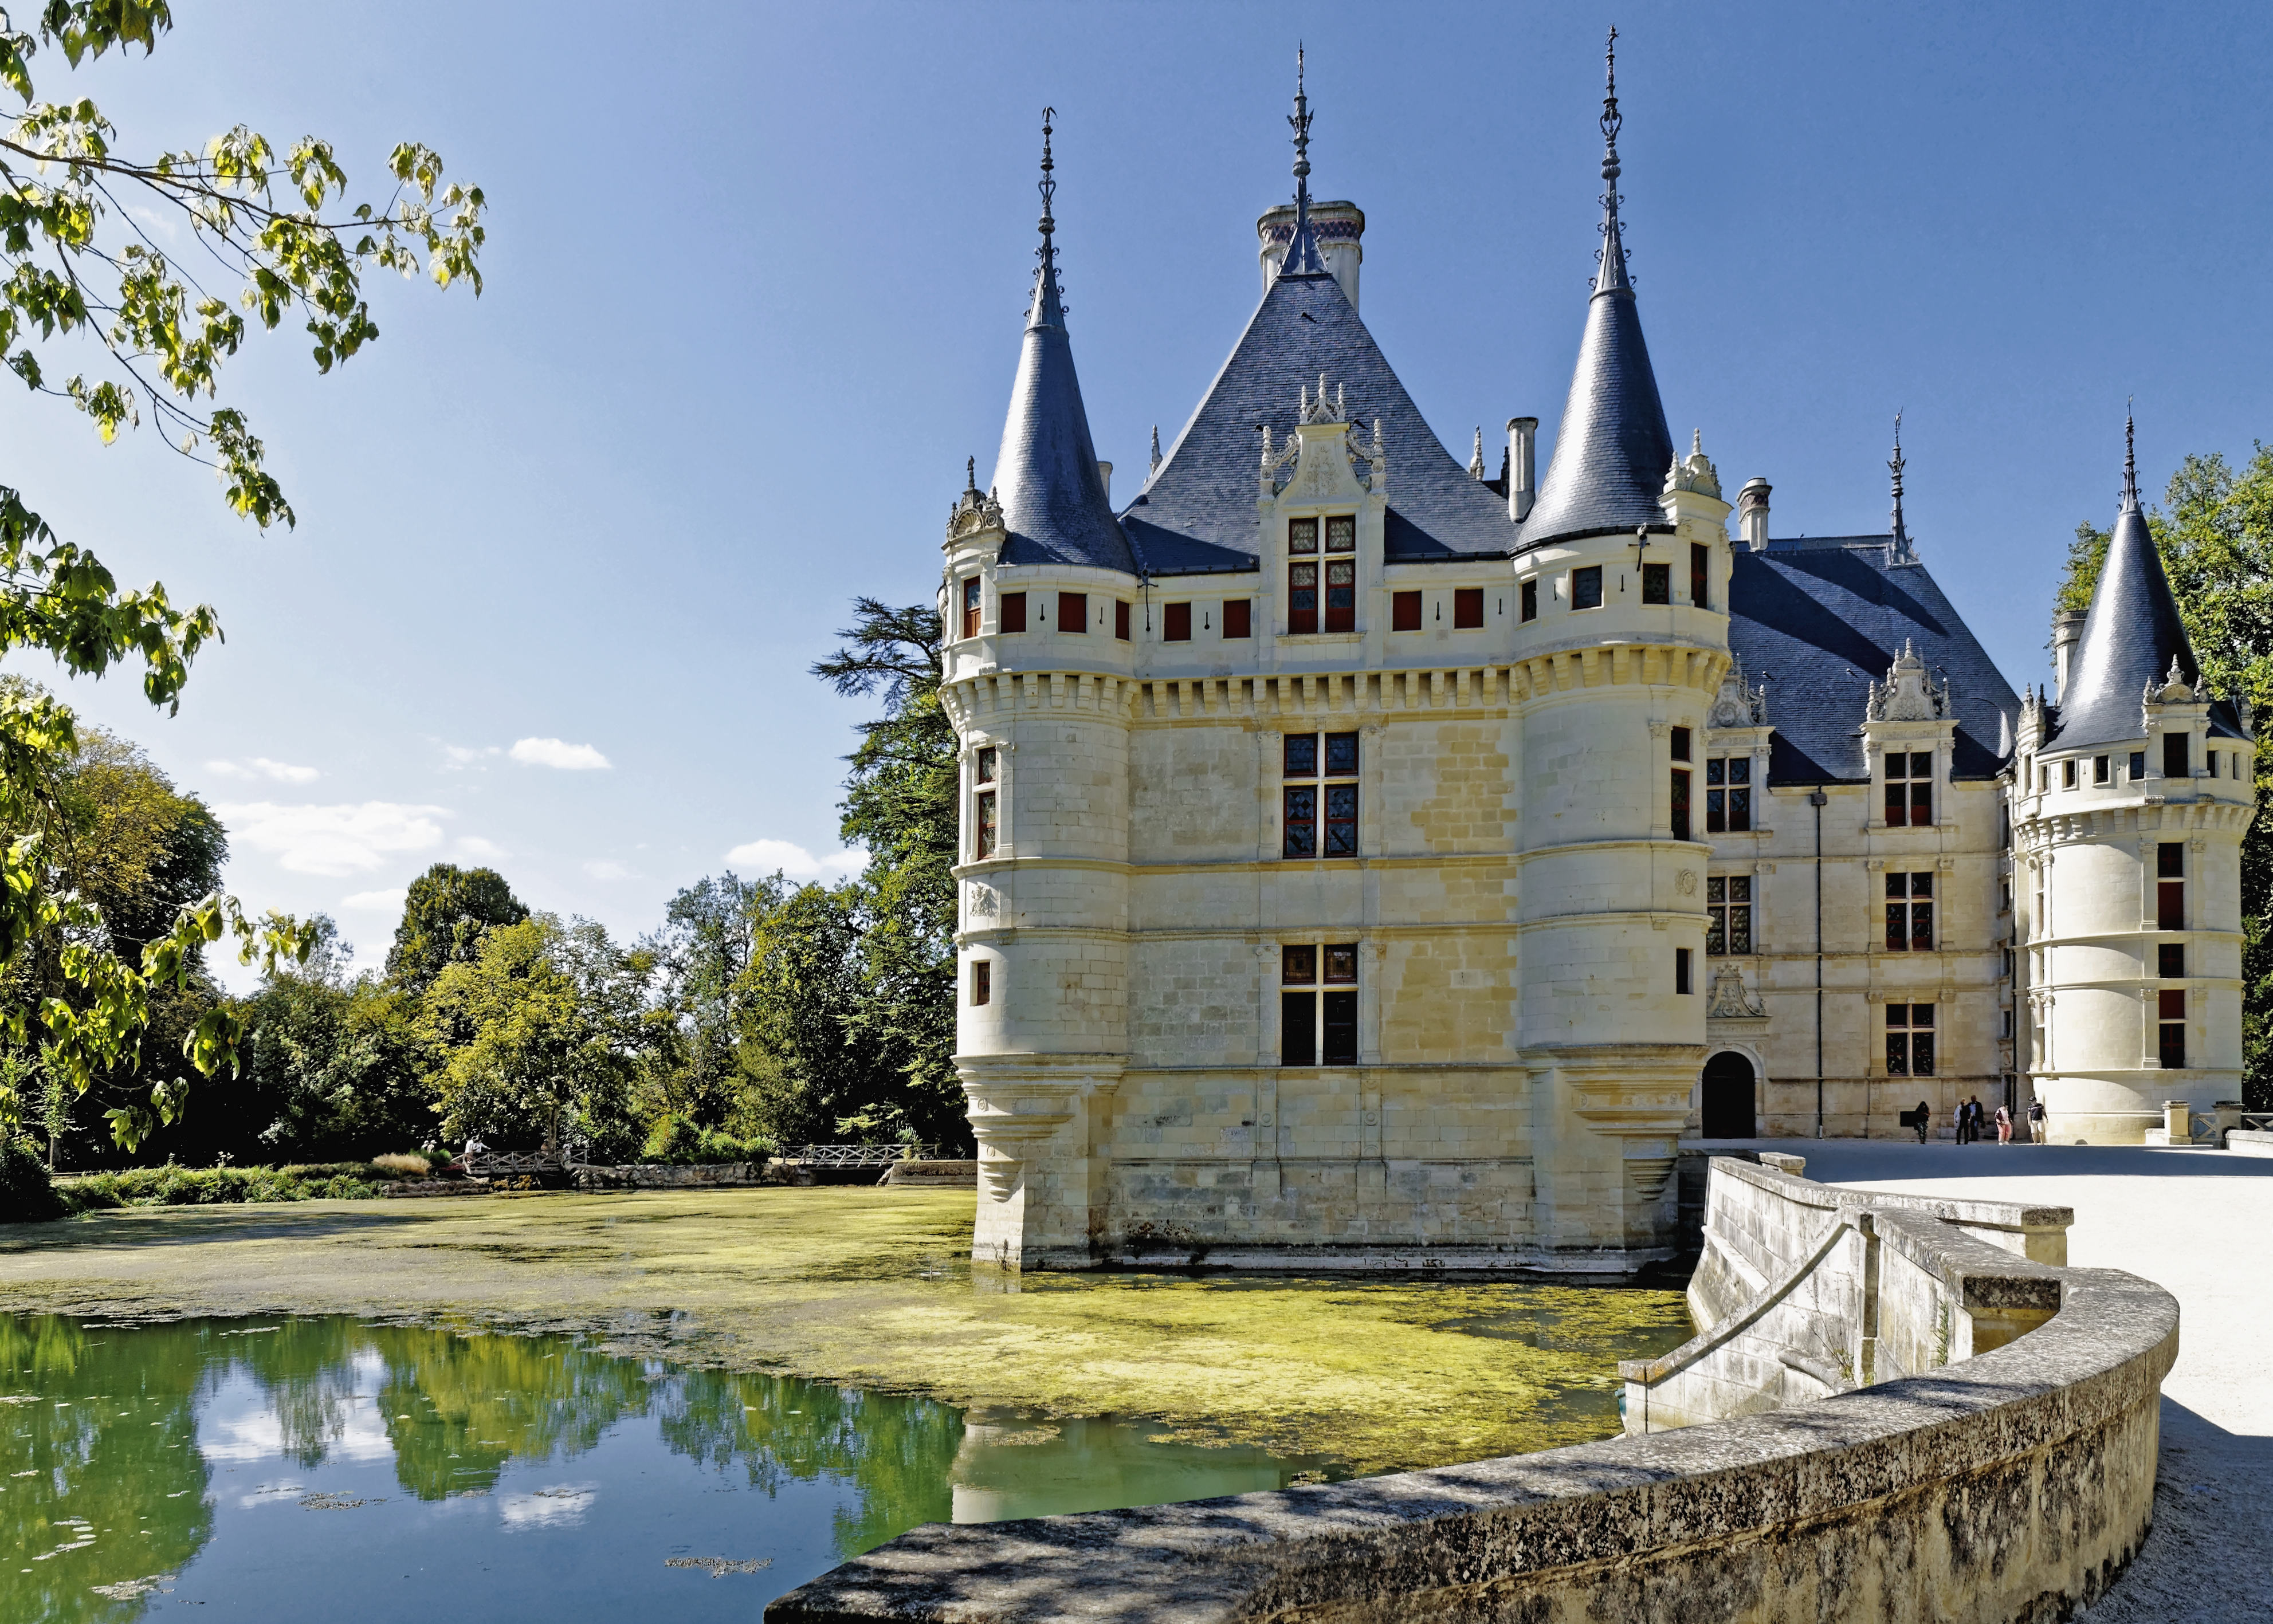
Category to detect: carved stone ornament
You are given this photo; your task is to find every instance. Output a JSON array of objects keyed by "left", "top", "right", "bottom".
[
  {"left": 1706, "top": 962, "right": 1766, "bottom": 1019},
  {"left": 2146, "top": 656, "right": 2196, "bottom": 706},
  {"left": 1299, "top": 372, "right": 1350, "bottom": 425},
  {"left": 1867, "top": 639, "right": 1948, "bottom": 723},
  {"left": 946, "top": 482, "right": 1005, "bottom": 543},
  {"left": 1675, "top": 868, "right": 1699, "bottom": 896},
  {"left": 1662, "top": 428, "right": 1722, "bottom": 500},
  {"left": 1708, "top": 659, "right": 1768, "bottom": 728},
  {"left": 967, "top": 884, "right": 998, "bottom": 918}
]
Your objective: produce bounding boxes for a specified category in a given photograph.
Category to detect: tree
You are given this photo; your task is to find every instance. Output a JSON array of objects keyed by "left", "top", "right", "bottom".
[
  {"left": 420, "top": 915, "right": 655, "bottom": 1160},
  {"left": 2059, "top": 444, "right": 2273, "bottom": 1108},
  {"left": 0, "top": 703, "right": 229, "bottom": 1160},
  {"left": 808, "top": 596, "right": 965, "bottom": 1146},
  {"left": 649, "top": 871, "right": 784, "bottom": 1130},
  {"left": 386, "top": 863, "right": 528, "bottom": 994},
  {"left": 0, "top": 5, "right": 485, "bottom": 1143}
]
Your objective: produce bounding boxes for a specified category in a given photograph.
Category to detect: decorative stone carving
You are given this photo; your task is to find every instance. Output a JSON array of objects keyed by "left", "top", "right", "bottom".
[
  {"left": 1298, "top": 372, "right": 1349, "bottom": 425},
  {"left": 1708, "top": 659, "right": 1768, "bottom": 728},
  {"left": 1867, "top": 640, "right": 1948, "bottom": 722},
  {"left": 945, "top": 479, "right": 1005, "bottom": 542},
  {"left": 1675, "top": 868, "right": 1699, "bottom": 896},
  {"left": 1706, "top": 962, "right": 1766, "bottom": 1019},
  {"left": 968, "top": 884, "right": 998, "bottom": 918},
  {"left": 1662, "top": 428, "right": 1722, "bottom": 500}
]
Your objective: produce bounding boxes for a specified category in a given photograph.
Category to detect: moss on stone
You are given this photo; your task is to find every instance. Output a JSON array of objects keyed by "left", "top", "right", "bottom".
[{"left": 0, "top": 1188, "right": 1690, "bottom": 1474}]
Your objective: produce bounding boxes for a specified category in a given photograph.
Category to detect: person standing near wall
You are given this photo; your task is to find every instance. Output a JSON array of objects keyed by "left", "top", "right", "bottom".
[
  {"left": 2028, "top": 1098, "right": 2047, "bottom": 1144},
  {"left": 1952, "top": 1099, "right": 1969, "bottom": 1144},
  {"left": 1996, "top": 1103, "right": 2012, "bottom": 1144},
  {"left": 1914, "top": 1099, "right": 1930, "bottom": 1144}
]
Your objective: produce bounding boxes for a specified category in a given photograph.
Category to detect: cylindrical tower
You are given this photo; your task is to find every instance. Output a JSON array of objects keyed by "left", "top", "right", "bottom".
[{"left": 2016, "top": 425, "right": 2256, "bottom": 1142}]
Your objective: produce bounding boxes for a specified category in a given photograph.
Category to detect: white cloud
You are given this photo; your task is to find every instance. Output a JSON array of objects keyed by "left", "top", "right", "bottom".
[
  {"left": 498, "top": 1483, "right": 598, "bottom": 1531},
  {"left": 340, "top": 888, "right": 407, "bottom": 914},
  {"left": 509, "top": 737, "right": 611, "bottom": 771},
  {"left": 441, "top": 744, "right": 501, "bottom": 769},
  {"left": 218, "top": 802, "right": 450, "bottom": 876},
  {"left": 582, "top": 860, "right": 640, "bottom": 882},
  {"left": 207, "top": 757, "right": 321, "bottom": 785},
  {"left": 724, "top": 838, "right": 862, "bottom": 879},
  {"left": 456, "top": 836, "right": 510, "bottom": 860}
]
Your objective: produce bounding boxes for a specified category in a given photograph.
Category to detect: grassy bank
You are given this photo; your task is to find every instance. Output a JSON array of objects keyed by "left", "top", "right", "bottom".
[
  {"left": 57, "top": 1161, "right": 403, "bottom": 1209},
  {"left": 0, "top": 1187, "right": 1691, "bottom": 1475}
]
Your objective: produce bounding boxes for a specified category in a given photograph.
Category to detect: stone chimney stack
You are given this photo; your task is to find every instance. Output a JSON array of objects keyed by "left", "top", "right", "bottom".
[
  {"left": 1506, "top": 417, "right": 1537, "bottom": 522},
  {"left": 1737, "top": 477, "right": 1772, "bottom": 550},
  {"left": 1256, "top": 200, "right": 1365, "bottom": 310},
  {"left": 2051, "top": 610, "right": 2087, "bottom": 701}
]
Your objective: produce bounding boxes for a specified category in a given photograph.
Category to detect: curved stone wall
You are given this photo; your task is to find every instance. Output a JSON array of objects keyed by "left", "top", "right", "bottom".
[{"left": 766, "top": 1161, "right": 2177, "bottom": 1624}]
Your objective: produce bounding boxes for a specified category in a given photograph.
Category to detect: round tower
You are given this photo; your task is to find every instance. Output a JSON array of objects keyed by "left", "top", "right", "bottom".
[
  {"left": 1506, "top": 37, "right": 1729, "bottom": 1268},
  {"left": 939, "top": 115, "right": 1140, "bottom": 1267},
  {"left": 2015, "top": 420, "right": 2256, "bottom": 1143}
]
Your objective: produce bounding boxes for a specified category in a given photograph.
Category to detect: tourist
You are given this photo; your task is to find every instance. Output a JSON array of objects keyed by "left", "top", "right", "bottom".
[
  {"left": 1970, "top": 1096, "right": 1987, "bottom": 1143},
  {"left": 1914, "top": 1099, "right": 1930, "bottom": 1144},
  {"left": 1995, "top": 1103, "right": 2012, "bottom": 1144},
  {"left": 1952, "top": 1099, "right": 1969, "bottom": 1144},
  {"left": 2028, "top": 1098, "right": 2047, "bottom": 1143}
]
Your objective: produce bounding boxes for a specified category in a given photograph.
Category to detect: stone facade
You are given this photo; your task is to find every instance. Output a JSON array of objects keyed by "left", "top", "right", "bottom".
[{"left": 936, "top": 75, "right": 2253, "bottom": 1273}]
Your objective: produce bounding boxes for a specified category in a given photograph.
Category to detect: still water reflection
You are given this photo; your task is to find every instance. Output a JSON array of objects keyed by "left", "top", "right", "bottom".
[{"left": 0, "top": 1314, "right": 1328, "bottom": 1620}]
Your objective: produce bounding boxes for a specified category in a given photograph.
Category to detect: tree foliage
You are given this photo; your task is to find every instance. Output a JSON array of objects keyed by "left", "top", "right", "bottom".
[
  {"left": 2059, "top": 444, "right": 2273, "bottom": 1108},
  {"left": 0, "top": 3, "right": 483, "bottom": 1145},
  {"left": 386, "top": 863, "right": 529, "bottom": 994}
]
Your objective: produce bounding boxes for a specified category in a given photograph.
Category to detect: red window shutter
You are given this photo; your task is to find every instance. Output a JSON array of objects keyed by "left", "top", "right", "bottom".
[
  {"left": 1392, "top": 590, "right": 1422, "bottom": 631},
  {"left": 1454, "top": 588, "right": 1484, "bottom": 628},
  {"left": 961, "top": 576, "right": 982, "bottom": 640},
  {"left": 1115, "top": 600, "right": 1130, "bottom": 640},
  {"left": 1287, "top": 563, "right": 1318, "bottom": 635},
  {"left": 2158, "top": 882, "right": 2185, "bottom": 931},
  {"left": 1163, "top": 601, "right": 1191, "bottom": 642},
  {"left": 1059, "top": 591, "right": 1088, "bottom": 632},
  {"left": 2158, "top": 988, "right": 2186, "bottom": 1020},
  {"left": 1223, "top": 599, "right": 1252, "bottom": 638},
  {"left": 998, "top": 592, "right": 1027, "bottom": 633},
  {"left": 1324, "top": 559, "right": 1355, "bottom": 631}
]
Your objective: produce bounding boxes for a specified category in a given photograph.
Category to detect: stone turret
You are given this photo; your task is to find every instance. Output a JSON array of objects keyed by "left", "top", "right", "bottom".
[
  {"left": 2014, "top": 416, "right": 2256, "bottom": 1142},
  {"left": 1506, "top": 36, "right": 1727, "bottom": 1267}
]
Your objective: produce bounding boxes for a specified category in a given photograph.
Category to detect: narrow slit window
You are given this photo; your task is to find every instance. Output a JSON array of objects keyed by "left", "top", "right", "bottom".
[
  {"left": 1520, "top": 578, "right": 1538, "bottom": 622},
  {"left": 975, "top": 789, "right": 998, "bottom": 859},
  {"left": 961, "top": 576, "right": 982, "bottom": 640},
  {"left": 1671, "top": 768, "right": 1691, "bottom": 842},
  {"left": 2094, "top": 755, "right": 2110, "bottom": 784},
  {"left": 2159, "top": 988, "right": 2186, "bottom": 1069},
  {"left": 971, "top": 960, "right": 990, "bottom": 1006},
  {"left": 1691, "top": 543, "right": 1710, "bottom": 608},
  {"left": 1675, "top": 947, "right": 1693, "bottom": 995}
]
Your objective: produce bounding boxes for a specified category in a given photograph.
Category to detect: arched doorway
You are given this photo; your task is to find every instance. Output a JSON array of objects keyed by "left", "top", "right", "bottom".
[{"left": 1701, "top": 1052, "right": 1757, "bottom": 1139}]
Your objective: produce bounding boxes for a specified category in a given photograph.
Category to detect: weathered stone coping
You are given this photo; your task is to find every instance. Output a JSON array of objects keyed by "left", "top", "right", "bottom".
[
  {"left": 767, "top": 1167, "right": 2176, "bottom": 1624},
  {"left": 1705, "top": 1151, "right": 2075, "bottom": 1264},
  {"left": 2229, "top": 1128, "right": 2273, "bottom": 1158}
]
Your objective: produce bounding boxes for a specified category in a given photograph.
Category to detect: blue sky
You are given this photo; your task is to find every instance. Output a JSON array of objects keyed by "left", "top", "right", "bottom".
[{"left": 6, "top": 1, "right": 2270, "bottom": 984}]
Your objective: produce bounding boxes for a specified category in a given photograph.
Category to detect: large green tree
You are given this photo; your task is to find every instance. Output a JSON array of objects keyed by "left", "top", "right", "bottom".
[
  {"left": 386, "top": 862, "right": 529, "bottom": 994},
  {"left": 0, "top": 3, "right": 484, "bottom": 1143},
  {"left": 2059, "top": 444, "right": 2273, "bottom": 1108}
]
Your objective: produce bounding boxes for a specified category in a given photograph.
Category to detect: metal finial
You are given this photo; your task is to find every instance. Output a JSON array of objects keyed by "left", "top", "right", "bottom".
[
  {"left": 2122, "top": 401, "right": 2138, "bottom": 506},
  {"left": 967, "top": 455, "right": 977, "bottom": 492},
  {"left": 1027, "top": 108, "right": 1065, "bottom": 328},
  {"left": 1279, "top": 44, "right": 1325, "bottom": 277},
  {"left": 1593, "top": 26, "right": 1632, "bottom": 293},
  {"left": 1889, "top": 410, "right": 1909, "bottom": 546}
]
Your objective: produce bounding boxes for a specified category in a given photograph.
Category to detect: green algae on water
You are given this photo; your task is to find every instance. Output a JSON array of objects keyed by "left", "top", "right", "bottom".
[{"left": 0, "top": 1190, "right": 1691, "bottom": 1476}]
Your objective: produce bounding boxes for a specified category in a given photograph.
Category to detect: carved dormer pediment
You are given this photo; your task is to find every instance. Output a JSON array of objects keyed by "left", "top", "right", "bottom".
[
  {"left": 1265, "top": 372, "right": 1380, "bottom": 502},
  {"left": 1867, "top": 640, "right": 1947, "bottom": 724},
  {"left": 1707, "top": 658, "right": 1768, "bottom": 730},
  {"left": 1705, "top": 962, "right": 1767, "bottom": 1021}
]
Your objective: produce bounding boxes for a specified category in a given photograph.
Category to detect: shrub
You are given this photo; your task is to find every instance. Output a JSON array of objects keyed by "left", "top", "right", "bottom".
[
  {"left": 0, "top": 1136, "right": 66, "bottom": 1223},
  {"left": 642, "top": 1114, "right": 702, "bottom": 1165},
  {"left": 58, "top": 1161, "right": 392, "bottom": 1211},
  {"left": 370, "top": 1153, "right": 433, "bottom": 1177}
]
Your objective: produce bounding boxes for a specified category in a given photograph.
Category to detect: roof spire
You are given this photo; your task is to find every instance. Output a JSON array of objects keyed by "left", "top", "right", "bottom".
[
  {"left": 1279, "top": 45, "right": 1326, "bottom": 277},
  {"left": 1889, "top": 409, "right": 1911, "bottom": 555},
  {"left": 1594, "top": 26, "right": 1631, "bottom": 296},
  {"left": 1027, "top": 107, "right": 1065, "bottom": 329},
  {"left": 2121, "top": 401, "right": 2139, "bottom": 512}
]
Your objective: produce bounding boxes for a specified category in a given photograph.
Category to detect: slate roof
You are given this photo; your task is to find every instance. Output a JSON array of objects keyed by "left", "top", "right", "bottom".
[
  {"left": 990, "top": 245, "right": 1137, "bottom": 575},
  {"left": 1513, "top": 233, "right": 1677, "bottom": 553},
  {"left": 1727, "top": 536, "right": 2020, "bottom": 785},
  {"left": 1121, "top": 270, "right": 1518, "bottom": 576},
  {"left": 2047, "top": 480, "right": 2249, "bottom": 750}
]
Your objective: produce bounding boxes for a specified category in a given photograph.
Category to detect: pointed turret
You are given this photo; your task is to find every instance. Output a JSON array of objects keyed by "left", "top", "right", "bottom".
[
  {"left": 1516, "top": 27, "right": 1675, "bottom": 551},
  {"left": 1888, "top": 411, "right": 1915, "bottom": 562},
  {"left": 990, "top": 109, "right": 1134, "bottom": 573},
  {"left": 2052, "top": 412, "right": 2201, "bottom": 750}
]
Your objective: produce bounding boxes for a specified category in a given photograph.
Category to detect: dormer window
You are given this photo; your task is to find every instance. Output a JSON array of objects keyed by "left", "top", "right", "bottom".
[
  {"left": 1885, "top": 751, "right": 1933, "bottom": 827},
  {"left": 1287, "top": 516, "right": 1357, "bottom": 634}
]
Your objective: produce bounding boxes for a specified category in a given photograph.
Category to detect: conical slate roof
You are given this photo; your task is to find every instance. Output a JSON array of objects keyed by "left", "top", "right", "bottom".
[
  {"left": 1514, "top": 36, "right": 1674, "bottom": 553},
  {"left": 990, "top": 120, "right": 1135, "bottom": 575},
  {"left": 2050, "top": 422, "right": 2243, "bottom": 749}
]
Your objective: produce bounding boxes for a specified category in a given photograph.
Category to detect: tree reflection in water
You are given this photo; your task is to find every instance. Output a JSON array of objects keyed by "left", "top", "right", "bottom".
[{"left": 1, "top": 1314, "right": 977, "bottom": 1617}]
